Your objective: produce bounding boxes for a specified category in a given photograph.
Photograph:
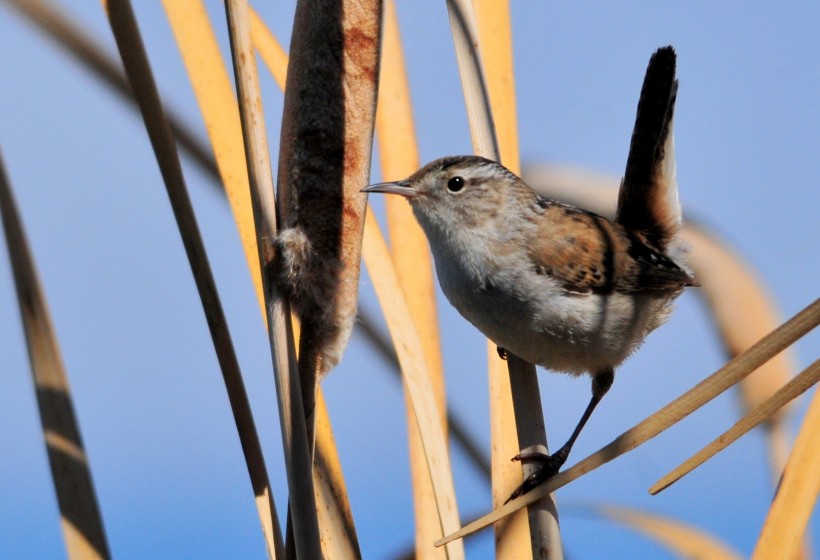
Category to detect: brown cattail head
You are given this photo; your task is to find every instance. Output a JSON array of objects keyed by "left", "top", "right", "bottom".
[{"left": 276, "top": 0, "right": 382, "bottom": 380}]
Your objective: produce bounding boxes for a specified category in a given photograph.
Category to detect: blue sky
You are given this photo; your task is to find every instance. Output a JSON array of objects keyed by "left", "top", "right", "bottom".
[{"left": 1, "top": 2, "right": 817, "bottom": 558}]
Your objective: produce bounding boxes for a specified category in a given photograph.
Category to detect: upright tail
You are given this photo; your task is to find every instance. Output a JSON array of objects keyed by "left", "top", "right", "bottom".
[{"left": 617, "top": 46, "right": 680, "bottom": 250}]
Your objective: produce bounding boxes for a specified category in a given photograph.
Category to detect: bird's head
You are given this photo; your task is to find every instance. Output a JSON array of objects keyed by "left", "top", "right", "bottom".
[{"left": 362, "top": 156, "right": 523, "bottom": 235}]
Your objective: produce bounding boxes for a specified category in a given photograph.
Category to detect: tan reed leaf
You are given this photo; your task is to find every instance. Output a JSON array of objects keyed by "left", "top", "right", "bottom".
[
  {"left": 487, "top": 353, "right": 534, "bottom": 556},
  {"left": 0, "top": 153, "right": 111, "bottom": 560},
  {"left": 248, "top": 6, "right": 287, "bottom": 88},
  {"left": 752, "top": 377, "right": 820, "bottom": 560},
  {"left": 682, "top": 224, "right": 798, "bottom": 422},
  {"left": 362, "top": 209, "right": 465, "bottom": 559},
  {"left": 160, "top": 0, "right": 262, "bottom": 305},
  {"left": 375, "top": 1, "right": 449, "bottom": 557},
  {"left": 652, "top": 359, "right": 819, "bottom": 494},
  {"left": 597, "top": 505, "right": 743, "bottom": 560},
  {"left": 444, "top": 0, "right": 499, "bottom": 158},
  {"left": 104, "top": 0, "right": 285, "bottom": 556},
  {"left": 314, "top": 389, "right": 362, "bottom": 558}
]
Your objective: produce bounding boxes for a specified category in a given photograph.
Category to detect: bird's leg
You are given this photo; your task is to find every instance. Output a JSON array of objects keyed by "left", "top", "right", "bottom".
[{"left": 505, "top": 367, "right": 615, "bottom": 503}]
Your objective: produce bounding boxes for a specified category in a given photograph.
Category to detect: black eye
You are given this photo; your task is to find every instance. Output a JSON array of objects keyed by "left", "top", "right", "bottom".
[{"left": 447, "top": 176, "right": 465, "bottom": 192}]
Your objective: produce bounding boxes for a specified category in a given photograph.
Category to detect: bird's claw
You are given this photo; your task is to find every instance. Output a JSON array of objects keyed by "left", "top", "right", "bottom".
[
  {"left": 504, "top": 450, "right": 568, "bottom": 504},
  {"left": 511, "top": 451, "right": 550, "bottom": 464}
]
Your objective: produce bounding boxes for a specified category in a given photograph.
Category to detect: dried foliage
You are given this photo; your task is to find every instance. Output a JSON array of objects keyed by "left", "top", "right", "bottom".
[
  {"left": 0, "top": 154, "right": 110, "bottom": 560},
  {"left": 104, "top": 0, "right": 284, "bottom": 556},
  {"left": 375, "top": 1, "right": 449, "bottom": 556},
  {"left": 1, "top": 2, "right": 817, "bottom": 559}
]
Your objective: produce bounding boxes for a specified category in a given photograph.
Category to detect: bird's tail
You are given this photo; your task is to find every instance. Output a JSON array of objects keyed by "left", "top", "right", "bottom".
[{"left": 617, "top": 46, "right": 680, "bottom": 250}]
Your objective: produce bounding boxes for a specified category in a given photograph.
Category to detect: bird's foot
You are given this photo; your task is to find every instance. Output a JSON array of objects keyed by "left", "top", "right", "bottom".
[
  {"left": 504, "top": 448, "right": 569, "bottom": 504},
  {"left": 496, "top": 346, "right": 508, "bottom": 360}
]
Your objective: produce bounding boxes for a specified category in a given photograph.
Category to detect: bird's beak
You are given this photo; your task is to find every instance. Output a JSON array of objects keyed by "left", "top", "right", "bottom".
[{"left": 361, "top": 180, "right": 418, "bottom": 198}]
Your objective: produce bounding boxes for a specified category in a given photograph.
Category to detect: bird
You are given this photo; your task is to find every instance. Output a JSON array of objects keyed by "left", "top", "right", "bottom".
[{"left": 363, "top": 46, "right": 697, "bottom": 501}]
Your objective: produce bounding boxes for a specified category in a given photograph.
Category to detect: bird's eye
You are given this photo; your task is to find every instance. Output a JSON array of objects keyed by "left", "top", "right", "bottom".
[{"left": 447, "top": 176, "right": 465, "bottom": 192}]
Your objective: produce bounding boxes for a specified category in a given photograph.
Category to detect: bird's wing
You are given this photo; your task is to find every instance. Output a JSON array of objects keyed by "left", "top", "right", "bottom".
[
  {"left": 615, "top": 232, "right": 698, "bottom": 292},
  {"left": 617, "top": 46, "right": 681, "bottom": 250},
  {"left": 529, "top": 203, "right": 695, "bottom": 295}
]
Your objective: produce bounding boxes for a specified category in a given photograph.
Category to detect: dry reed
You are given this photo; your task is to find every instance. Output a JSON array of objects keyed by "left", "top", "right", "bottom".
[{"left": 0, "top": 153, "right": 111, "bottom": 560}]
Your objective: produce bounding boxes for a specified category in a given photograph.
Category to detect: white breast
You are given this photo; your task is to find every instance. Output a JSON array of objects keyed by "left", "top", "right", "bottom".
[{"left": 430, "top": 231, "right": 676, "bottom": 377}]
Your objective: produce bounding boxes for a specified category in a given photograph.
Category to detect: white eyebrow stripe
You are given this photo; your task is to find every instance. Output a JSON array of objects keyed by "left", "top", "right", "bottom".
[{"left": 461, "top": 160, "right": 517, "bottom": 183}]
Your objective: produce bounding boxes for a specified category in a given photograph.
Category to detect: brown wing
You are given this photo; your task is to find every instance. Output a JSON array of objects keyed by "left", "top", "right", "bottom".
[
  {"left": 617, "top": 231, "right": 698, "bottom": 292},
  {"left": 617, "top": 46, "right": 680, "bottom": 250},
  {"left": 529, "top": 203, "right": 695, "bottom": 294}
]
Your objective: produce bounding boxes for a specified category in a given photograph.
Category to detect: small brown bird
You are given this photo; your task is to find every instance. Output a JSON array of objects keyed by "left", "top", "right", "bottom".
[{"left": 364, "top": 46, "right": 696, "bottom": 500}]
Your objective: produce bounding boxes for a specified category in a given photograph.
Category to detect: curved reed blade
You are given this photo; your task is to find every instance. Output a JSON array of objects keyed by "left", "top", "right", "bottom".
[
  {"left": 597, "top": 505, "right": 743, "bottom": 560},
  {"left": 160, "top": 0, "right": 263, "bottom": 305},
  {"left": 103, "top": 1, "right": 285, "bottom": 557},
  {"left": 444, "top": 0, "right": 499, "bottom": 158},
  {"left": 472, "top": 0, "right": 519, "bottom": 171},
  {"left": 436, "top": 297, "right": 820, "bottom": 545},
  {"left": 4, "top": 0, "right": 218, "bottom": 182},
  {"left": 356, "top": 305, "right": 492, "bottom": 480},
  {"left": 523, "top": 164, "right": 621, "bottom": 214},
  {"left": 222, "top": 1, "right": 324, "bottom": 558},
  {"left": 249, "top": 6, "right": 287, "bottom": 88},
  {"left": 375, "top": 2, "right": 450, "bottom": 556},
  {"left": 682, "top": 223, "right": 798, "bottom": 421},
  {"left": 362, "top": 210, "right": 465, "bottom": 559},
  {"left": 752, "top": 380, "right": 820, "bottom": 560},
  {"left": 681, "top": 224, "right": 798, "bottom": 487},
  {"left": 313, "top": 390, "right": 362, "bottom": 558},
  {"left": 652, "top": 358, "right": 819, "bottom": 494},
  {"left": 0, "top": 153, "right": 111, "bottom": 560},
  {"left": 472, "top": 1, "right": 562, "bottom": 557}
]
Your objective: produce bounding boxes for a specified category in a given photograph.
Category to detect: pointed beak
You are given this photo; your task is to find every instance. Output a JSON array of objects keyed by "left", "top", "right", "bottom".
[{"left": 361, "top": 180, "right": 418, "bottom": 198}]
